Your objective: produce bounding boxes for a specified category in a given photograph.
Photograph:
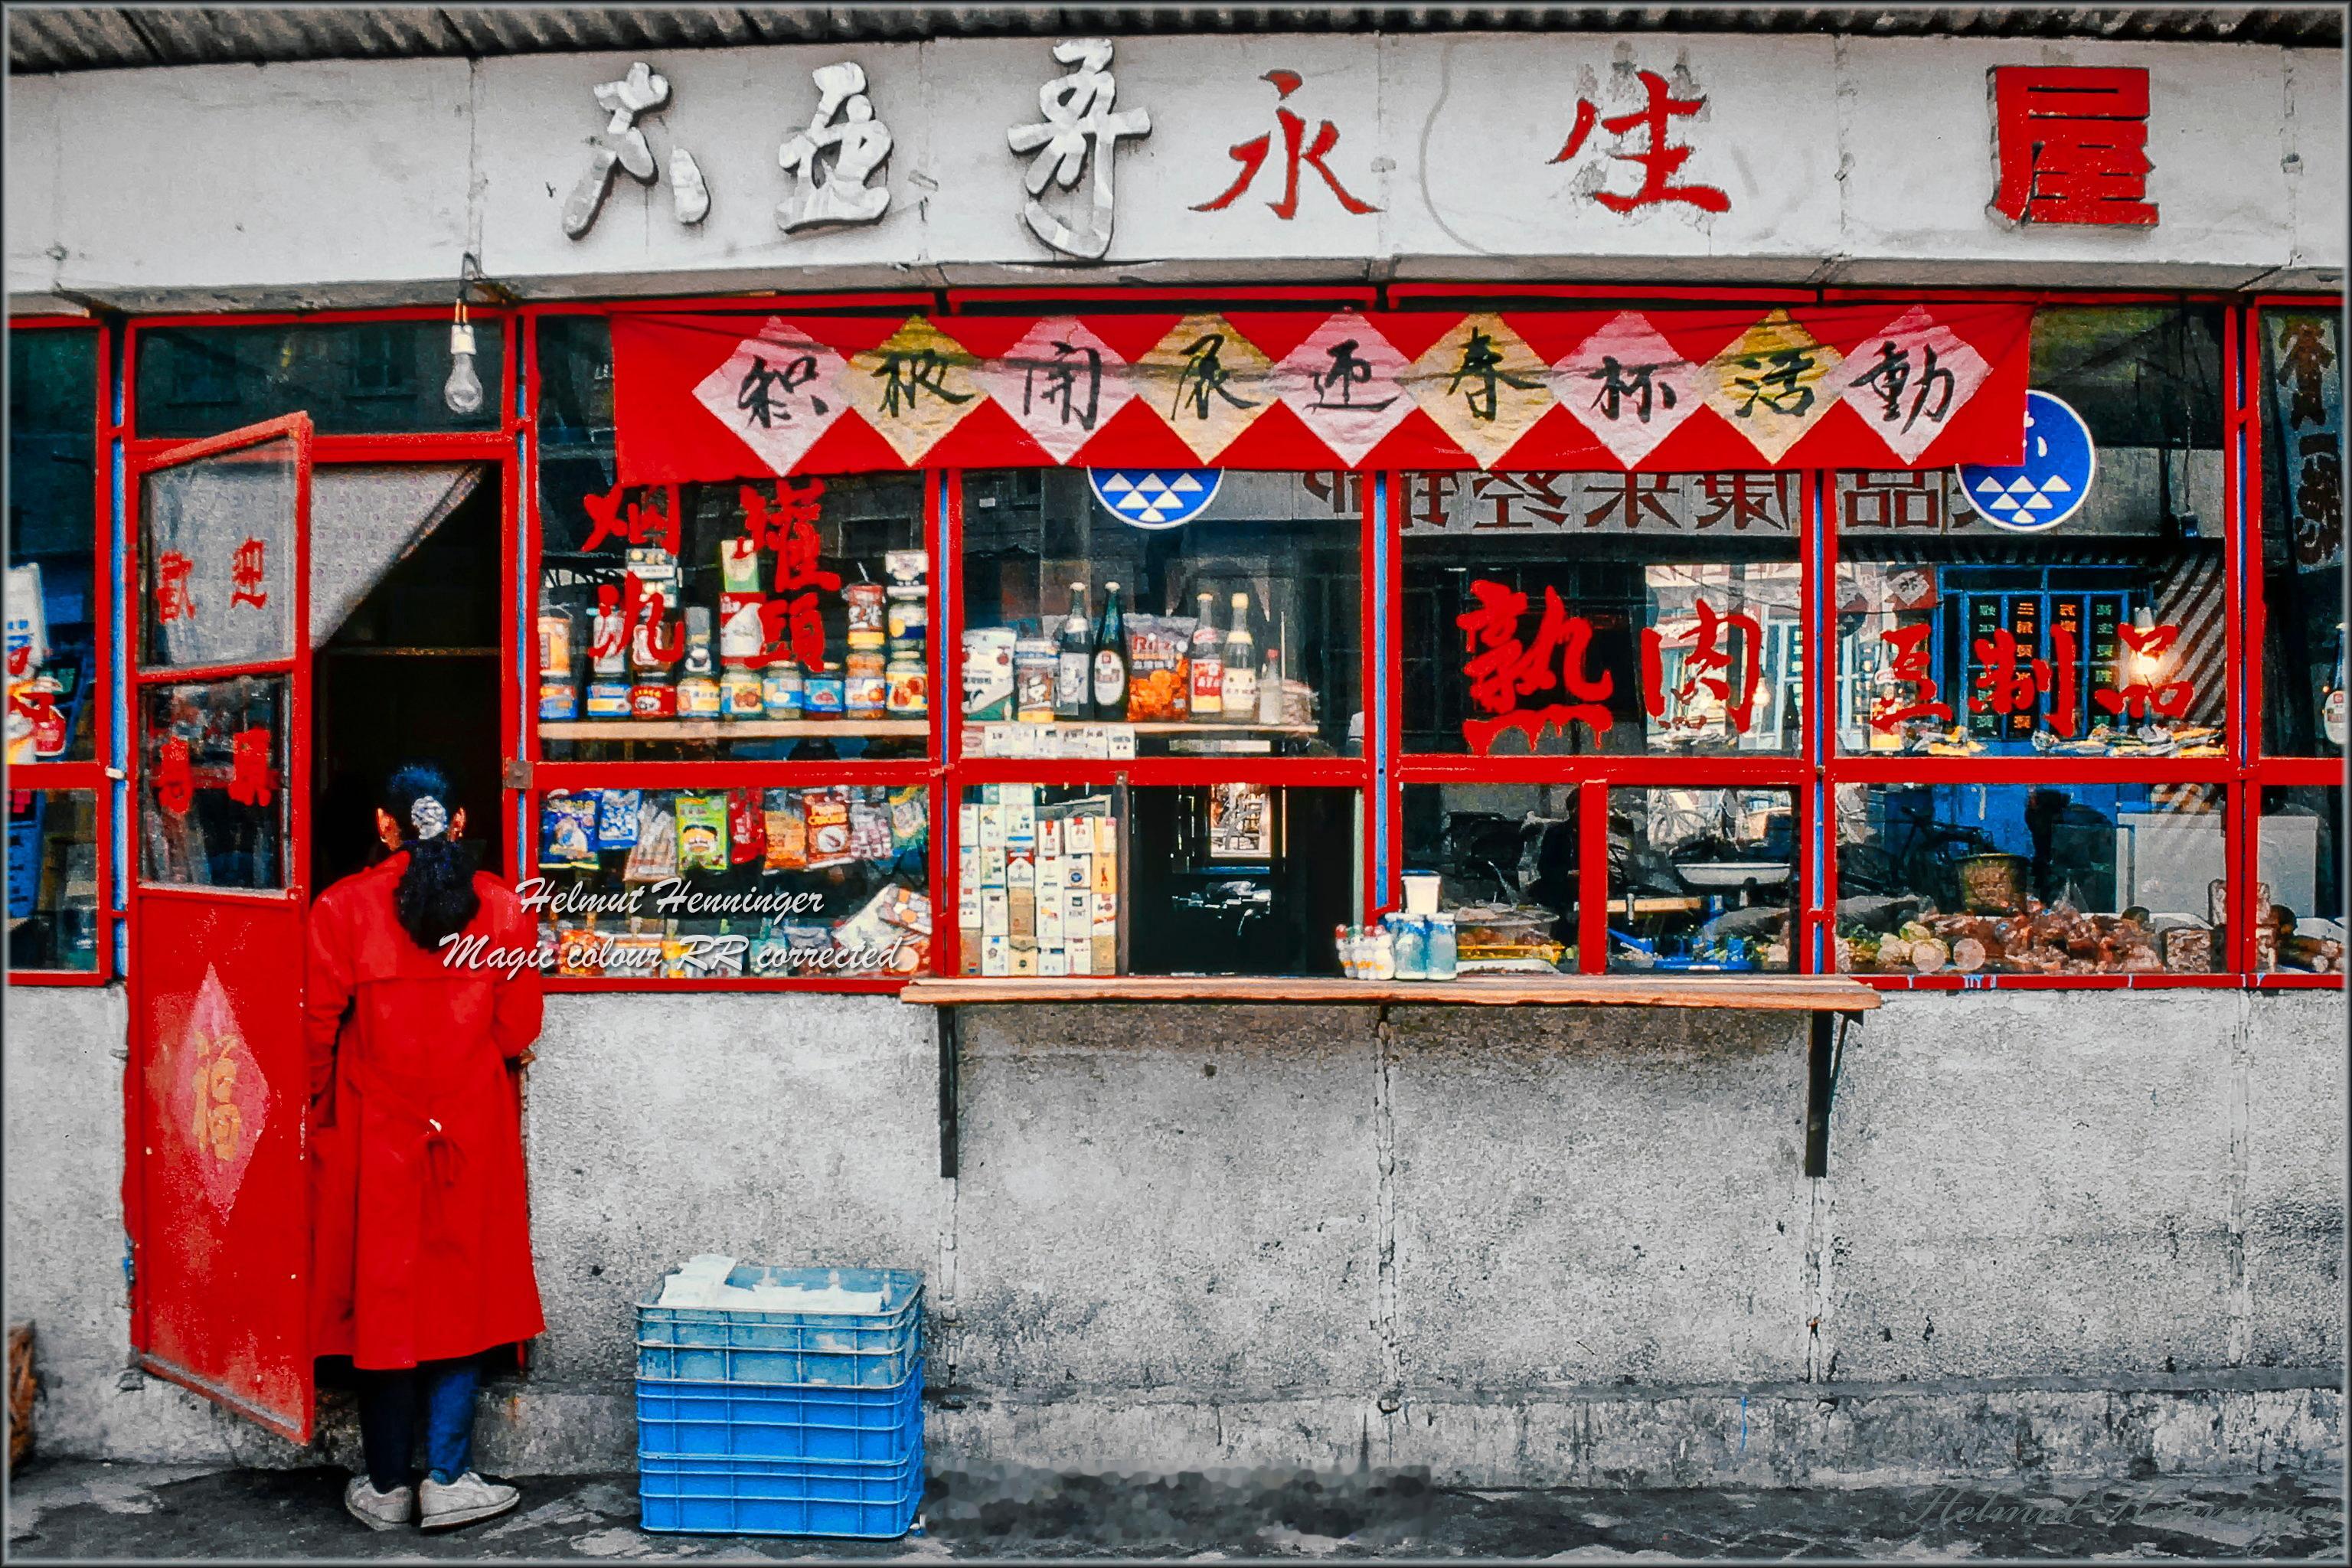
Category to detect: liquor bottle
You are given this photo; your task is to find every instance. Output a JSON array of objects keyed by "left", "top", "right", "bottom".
[
  {"left": 1056, "top": 582, "right": 1093, "bottom": 720},
  {"left": 1188, "top": 590, "right": 1224, "bottom": 720},
  {"left": 1093, "top": 580, "right": 1129, "bottom": 720},
  {"left": 1259, "top": 642, "right": 1285, "bottom": 724},
  {"left": 1220, "top": 592, "right": 1257, "bottom": 724}
]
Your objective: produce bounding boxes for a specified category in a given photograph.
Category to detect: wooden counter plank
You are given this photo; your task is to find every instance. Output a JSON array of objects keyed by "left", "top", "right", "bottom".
[{"left": 899, "top": 975, "right": 1880, "bottom": 1010}]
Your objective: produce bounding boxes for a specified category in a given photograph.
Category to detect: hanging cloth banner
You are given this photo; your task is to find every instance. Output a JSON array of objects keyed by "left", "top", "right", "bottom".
[{"left": 611, "top": 302, "right": 2033, "bottom": 485}]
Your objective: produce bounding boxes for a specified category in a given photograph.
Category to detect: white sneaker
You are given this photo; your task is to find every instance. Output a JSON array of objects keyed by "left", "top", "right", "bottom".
[
  {"left": 418, "top": 1469, "right": 520, "bottom": 1530},
  {"left": 343, "top": 1477, "right": 413, "bottom": 1531}
]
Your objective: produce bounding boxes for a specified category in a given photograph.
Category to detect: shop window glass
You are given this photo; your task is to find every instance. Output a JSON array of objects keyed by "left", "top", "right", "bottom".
[
  {"left": 6, "top": 788, "right": 102, "bottom": 972},
  {"left": 1400, "top": 784, "right": 1579, "bottom": 972},
  {"left": 1833, "top": 782, "right": 2226, "bottom": 975},
  {"left": 536, "top": 473, "right": 930, "bottom": 760},
  {"left": 2258, "top": 309, "right": 2345, "bottom": 756},
  {"left": 2258, "top": 786, "right": 2344, "bottom": 975},
  {"left": 7, "top": 329, "right": 101, "bottom": 763},
  {"left": 955, "top": 783, "right": 1360, "bottom": 976},
  {"left": 139, "top": 677, "right": 286, "bottom": 889},
  {"left": 133, "top": 321, "right": 505, "bottom": 439},
  {"left": 957, "top": 471, "right": 1362, "bottom": 760},
  {"left": 139, "top": 434, "right": 299, "bottom": 669},
  {"left": 1606, "top": 787, "right": 1795, "bottom": 972},
  {"left": 1835, "top": 307, "right": 2226, "bottom": 758},
  {"left": 1400, "top": 470, "right": 1801, "bottom": 756},
  {"left": 532, "top": 784, "right": 931, "bottom": 981}
]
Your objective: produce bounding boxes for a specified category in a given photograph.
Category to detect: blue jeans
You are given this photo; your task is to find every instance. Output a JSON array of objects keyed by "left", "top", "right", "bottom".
[{"left": 356, "top": 1357, "right": 479, "bottom": 1491}]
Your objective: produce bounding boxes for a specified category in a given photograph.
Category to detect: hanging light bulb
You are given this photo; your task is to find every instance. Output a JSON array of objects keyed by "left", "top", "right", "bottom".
[
  {"left": 443, "top": 294, "right": 484, "bottom": 416},
  {"left": 2127, "top": 603, "right": 2162, "bottom": 684}
]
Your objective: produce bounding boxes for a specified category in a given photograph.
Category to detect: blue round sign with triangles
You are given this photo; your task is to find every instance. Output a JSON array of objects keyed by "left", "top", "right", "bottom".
[
  {"left": 1089, "top": 468, "right": 1223, "bottom": 529},
  {"left": 1953, "top": 390, "right": 2096, "bottom": 533}
]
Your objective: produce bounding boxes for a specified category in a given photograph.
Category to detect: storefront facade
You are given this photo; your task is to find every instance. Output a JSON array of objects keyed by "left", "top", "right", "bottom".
[{"left": 6, "top": 11, "right": 2345, "bottom": 1482}]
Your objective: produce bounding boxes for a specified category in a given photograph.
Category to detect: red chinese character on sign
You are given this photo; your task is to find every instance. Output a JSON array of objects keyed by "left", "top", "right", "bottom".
[
  {"left": 1694, "top": 472, "right": 1793, "bottom": 531},
  {"left": 229, "top": 537, "right": 270, "bottom": 610},
  {"left": 1455, "top": 579, "right": 1615, "bottom": 753},
  {"left": 154, "top": 737, "right": 195, "bottom": 813},
  {"left": 227, "top": 726, "right": 276, "bottom": 807},
  {"left": 1989, "top": 66, "right": 2158, "bottom": 227},
  {"left": 580, "top": 482, "right": 683, "bottom": 555},
  {"left": 155, "top": 551, "right": 197, "bottom": 624},
  {"left": 1583, "top": 474, "right": 1680, "bottom": 530},
  {"left": 2093, "top": 619, "right": 2194, "bottom": 720},
  {"left": 1642, "top": 598, "right": 1763, "bottom": 733},
  {"left": 1968, "top": 630, "right": 2050, "bottom": 718},
  {"left": 1550, "top": 69, "right": 1730, "bottom": 215},
  {"left": 1192, "top": 70, "right": 1380, "bottom": 219},
  {"left": 740, "top": 479, "right": 838, "bottom": 669},
  {"left": 1870, "top": 622, "right": 1953, "bottom": 730}
]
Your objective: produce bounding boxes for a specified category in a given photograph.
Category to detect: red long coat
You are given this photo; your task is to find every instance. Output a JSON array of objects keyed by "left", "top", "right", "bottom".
[{"left": 305, "top": 854, "right": 546, "bottom": 1369}]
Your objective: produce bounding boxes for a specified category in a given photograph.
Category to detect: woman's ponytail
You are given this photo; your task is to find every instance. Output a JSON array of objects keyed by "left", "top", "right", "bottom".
[{"left": 381, "top": 761, "right": 480, "bottom": 951}]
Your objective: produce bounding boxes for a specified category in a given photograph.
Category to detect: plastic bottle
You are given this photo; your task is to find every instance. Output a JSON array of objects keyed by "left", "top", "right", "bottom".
[
  {"left": 1389, "top": 913, "right": 1428, "bottom": 981},
  {"left": 1426, "top": 913, "right": 1459, "bottom": 981}
]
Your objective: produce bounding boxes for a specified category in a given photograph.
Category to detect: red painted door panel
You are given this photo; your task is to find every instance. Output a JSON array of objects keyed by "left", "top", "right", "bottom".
[{"left": 126, "top": 416, "right": 315, "bottom": 1442}]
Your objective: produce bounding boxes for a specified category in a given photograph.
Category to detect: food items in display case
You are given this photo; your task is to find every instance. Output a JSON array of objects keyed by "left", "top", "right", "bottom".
[
  {"left": 958, "top": 786, "right": 1120, "bottom": 978},
  {"left": 1837, "top": 899, "right": 2220, "bottom": 975},
  {"left": 1449, "top": 903, "right": 1570, "bottom": 973}
]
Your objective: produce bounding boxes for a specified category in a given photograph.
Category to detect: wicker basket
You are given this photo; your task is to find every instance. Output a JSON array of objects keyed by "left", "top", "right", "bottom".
[{"left": 7, "top": 1322, "right": 32, "bottom": 1475}]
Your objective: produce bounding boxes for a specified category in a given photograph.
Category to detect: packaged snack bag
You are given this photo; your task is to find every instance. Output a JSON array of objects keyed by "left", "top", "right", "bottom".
[
  {"left": 887, "top": 785, "right": 929, "bottom": 854},
  {"left": 540, "top": 792, "right": 598, "bottom": 867},
  {"left": 805, "top": 789, "right": 854, "bottom": 868},
  {"left": 848, "top": 789, "right": 893, "bottom": 861},
  {"left": 676, "top": 793, "right": 727, "bottom": 872},
  {"left": 624, "top": 801, "right": 680, "bottom": 883},
  {"left": 728, "top": 786, "right": 766, "bottom": 864},
  {"left": 763, "top": 789, "right": 808, "bottom": 871},
  {"left": 596, "top": 789, "right": 642, "bottom": 851}
]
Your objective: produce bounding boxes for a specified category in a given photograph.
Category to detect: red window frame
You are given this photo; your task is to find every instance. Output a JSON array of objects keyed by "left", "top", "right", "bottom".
[
  {"left": 118, "top": 305, "right": 525, "bottom": 941},
  {"left": 86, "top": 285, "right": 2338, "bottom": 991},
  {"left": 8, "top": 316, "right": 115, "bottom": 985}
]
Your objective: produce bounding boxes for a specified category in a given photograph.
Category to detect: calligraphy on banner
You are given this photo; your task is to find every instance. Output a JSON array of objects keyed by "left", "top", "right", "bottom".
[
  {"left": 2267, "top": 312, "right": 2343, "bottom": 570},
  {"left": 612, "top": 303, "right": 2033, "bottom": 485}
]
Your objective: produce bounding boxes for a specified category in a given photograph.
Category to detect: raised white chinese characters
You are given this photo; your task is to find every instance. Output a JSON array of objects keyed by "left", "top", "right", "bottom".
[
  {"left": 1006, "top": 38, "right": 1152, "bottom": 260},
  {"left": 776, "top": 62, "right": 893, "bottom": 233},
  {"left": 564, "top": 61, "right": 710, "bottom": 239}
]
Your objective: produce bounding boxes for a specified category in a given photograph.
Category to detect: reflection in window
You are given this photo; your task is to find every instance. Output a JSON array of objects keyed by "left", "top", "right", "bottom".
[
  {"left": 1608, "top": 788, "right": 1794, "bottom": 972},
  {"left": 1401, "top": 784, "right": 1577, "bottom": 972},
  {"left": 1836, "top": 308, "right": 2226, "bottom": 759},
  {"left": 534, "top": 785, "right": 930, "bottom": 979},
  {"left": 140, "top": 678, "right": 285, "bottom": 889},
  {"left": 134, "top": 321, "right": 505, "bottom": 438},
  {"left": 958, "top": 471, "right": 1362, "bottom": 760},
  {"left": 2259, "top": 309, "right": 2345, "bottom": 756},
  {"left": 2259, "top": 787, "right": 2344, "bottom": 974},
  {"left": 7, "top": 789, "right": 100, "bottom": 972},
  {"left": 8, "top": 328, "right": 102, "bottom": 763},
  {"left": 1401, "top": 471, "right": 1800, "bottom": 756},
  {"left": 1834, "top": 782, "right": 2225, "bottom": 975},
  {"left": 957, "top": 783, "right": 1358, "bottom": 977}
]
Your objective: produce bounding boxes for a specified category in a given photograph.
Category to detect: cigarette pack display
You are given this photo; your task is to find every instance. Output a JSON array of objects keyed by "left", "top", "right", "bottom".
[
  {"left": 1010, "top": 887, "right": 1035, "bottom": 941},
  {"left": 1089, "top": 845, "right": 1118, "bottom": 894},
  {"left": 1040, "top": 947, "right": 1070, "bottom": 978},
  {"left": 1038, "top": 892, "right": 1065, "bottom": 946},
  {"left": 981, "top": 933, "right": 1010, "bottom": 977},
  {"left": 981, "top": 887, "right": 1009, "bottom": 936},
  {"left": 1039, "top": 818, "right": 1063, "bottom": 857},
  {"left": 982, "top": 844, "right": 1008, "bottom": 887},
  {"left": 1064, "top": 815, "right": 1094, "bottom": 855},
  {"left": 977, "top": 805, "right": 1005, "bottom": 849},
  {"left": 1011, "top": 942, "right": 1039, "bottom": 976}
]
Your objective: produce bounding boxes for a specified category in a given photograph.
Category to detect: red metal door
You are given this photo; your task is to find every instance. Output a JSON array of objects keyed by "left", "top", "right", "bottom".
[{"left": 126, "top": 414, "right": 316, "bottom": 1441}]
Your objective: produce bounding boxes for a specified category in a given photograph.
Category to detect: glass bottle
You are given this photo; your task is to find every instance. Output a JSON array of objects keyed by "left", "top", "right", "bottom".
[
  {"left": 1057, "top": 582, "right": 1093, "bottom": 720},
  {"left": 1220, "top": 592, "right": 1257, "bottom": 724},
  {"left": 1093, "top": 580, "right": 1129, "bottom": 720},
  {"left": 1258, "top": 607, "right": 1285, "bottom": 726},
  {"left": 1188, "top": 590, "right": 1224, "bottom": 721},
  {"left": 676, "top": 606, "right": 720, "bottom": 717}
]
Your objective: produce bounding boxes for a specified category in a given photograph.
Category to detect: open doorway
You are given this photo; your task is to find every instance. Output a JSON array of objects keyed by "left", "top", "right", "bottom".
[{"left": 312, "top": 464, "right": 504, "bottom": 890}]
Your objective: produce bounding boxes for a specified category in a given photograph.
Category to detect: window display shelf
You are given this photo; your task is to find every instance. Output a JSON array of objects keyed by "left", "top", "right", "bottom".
[
  {"left": 974, "top": 720, "right": 1318, "bottom": 737},
  {"left": 900, "top": 974, "right": 1880, "bottom": 1011},
  {"left": 539, "top": 719, "right": 929, "bottom": 740}
]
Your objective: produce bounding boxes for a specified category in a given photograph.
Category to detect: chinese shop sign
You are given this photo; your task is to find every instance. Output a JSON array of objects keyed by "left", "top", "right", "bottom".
[
  {"left": 1988, "top": 67, "right": 2158, "bottom": 228},
  {"left": 610, "top": 304, "right": 2033, "bottom": 482}
]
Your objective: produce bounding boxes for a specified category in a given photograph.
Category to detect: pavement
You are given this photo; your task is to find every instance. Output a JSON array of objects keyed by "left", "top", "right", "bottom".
[{"left": 2, "top": 1461, "right": 2344, "bottom": 1560}]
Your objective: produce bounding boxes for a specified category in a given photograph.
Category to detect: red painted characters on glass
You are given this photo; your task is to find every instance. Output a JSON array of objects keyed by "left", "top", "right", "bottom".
[
  {"left": 1455, "top": 579, "right": 1615, "bottom": 753},
  {"left": 1988, "top": 66, "right": 2158, "bottom": 227},
  {"left": 1642, "top": 597, "right": 1762, "bottom": 734},
  {"left": 580, "top": 482, "right": 683, "bottom": 555},
  {"left": 739, "top": 478, "right": 837, "bottom": 669},
  {"left": 226, "top": 727, "right": 277, "bottom": 808},
  {"left": 229, "top": 537, "right": 270, "bottom": 611},
  {"left": 155, "top": 737, "right": 196, "bottom": 814},
  {"left": 1870, "top": 622, "right": 1954, "bottom": 730},
  {"left": 1193, "top": 70, "right": 1380, "bottom": 219},
  {"left": 155, "top": 550, "right": 198, "bottom": 625}
]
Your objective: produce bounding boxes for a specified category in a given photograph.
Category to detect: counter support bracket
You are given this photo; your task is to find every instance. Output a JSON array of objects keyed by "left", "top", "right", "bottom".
[{"left": 938, "top": 1003, "right": 961, "bottom": 1181}]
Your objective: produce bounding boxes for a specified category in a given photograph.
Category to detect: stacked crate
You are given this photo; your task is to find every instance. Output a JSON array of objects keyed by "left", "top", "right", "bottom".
[{"left": 635, "top": 1261, "right": 924, "bottom": 1538}]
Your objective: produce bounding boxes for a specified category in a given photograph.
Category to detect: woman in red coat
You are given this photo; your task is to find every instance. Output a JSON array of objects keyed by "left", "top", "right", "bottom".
[{"left": 306, "top": 762, "right": 544, "bottom": 1532}]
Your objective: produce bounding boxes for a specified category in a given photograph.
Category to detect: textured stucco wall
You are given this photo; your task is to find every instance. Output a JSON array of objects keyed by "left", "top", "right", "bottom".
[{"left": 5, "top": 983, "right": 2342, "bottom": 1483}]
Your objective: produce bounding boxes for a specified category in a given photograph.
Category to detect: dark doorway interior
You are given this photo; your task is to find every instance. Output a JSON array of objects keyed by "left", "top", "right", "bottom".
[{"left": 312, "top": 470, "right": 504, "bottom": 891}]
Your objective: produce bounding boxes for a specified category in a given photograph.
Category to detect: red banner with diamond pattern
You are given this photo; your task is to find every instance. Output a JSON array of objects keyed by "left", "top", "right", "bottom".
[{"left": 610, "top": 304, "right": 2033, "bottom": 485}]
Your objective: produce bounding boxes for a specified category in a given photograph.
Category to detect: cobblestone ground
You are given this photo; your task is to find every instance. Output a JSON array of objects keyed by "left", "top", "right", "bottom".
[{"left": 5, "top": 1461, "right": 2344, "bottom": 1560}]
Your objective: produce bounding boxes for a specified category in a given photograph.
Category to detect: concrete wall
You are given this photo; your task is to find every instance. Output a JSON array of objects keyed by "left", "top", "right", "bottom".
[
  {"left": 8, "top": 34, "right": 2344, "bottom": 310},
  {"left": 9, "top": 982, "right": 2340, "bottom": 1484}
]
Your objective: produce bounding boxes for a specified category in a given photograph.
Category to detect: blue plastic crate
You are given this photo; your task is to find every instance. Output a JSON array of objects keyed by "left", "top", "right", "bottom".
[
  {"left": 637, "top": 1447, "right": 924, "bottom": 1538},
  {"left": 637, "top": 1265, "right": 923, "bottom": 1388},
  {"left": 635, "top": 1364, "right": 923, "bottom": 1462}
]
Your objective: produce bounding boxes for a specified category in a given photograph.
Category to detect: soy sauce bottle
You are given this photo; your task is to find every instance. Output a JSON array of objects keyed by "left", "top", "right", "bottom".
[{"left": 1093, "top": 580, "right": 1129, "bottom": 720}]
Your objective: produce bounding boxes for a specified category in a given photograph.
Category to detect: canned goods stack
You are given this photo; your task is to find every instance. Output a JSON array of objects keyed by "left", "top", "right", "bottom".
[{"left": 635, "top": 1256, "right": 925, "bottom": 1538}]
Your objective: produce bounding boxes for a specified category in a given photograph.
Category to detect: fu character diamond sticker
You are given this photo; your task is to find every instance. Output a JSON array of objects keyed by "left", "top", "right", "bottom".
[
  {"left": 1955, "top": 390, "right": 2096, "bottom": 532},
  {"left": 1089, "top": 469, "right": 1223, "bottom": 529}
]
